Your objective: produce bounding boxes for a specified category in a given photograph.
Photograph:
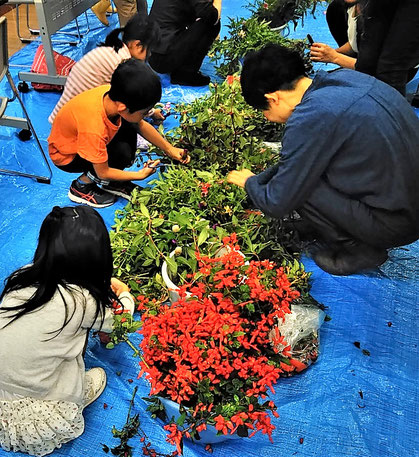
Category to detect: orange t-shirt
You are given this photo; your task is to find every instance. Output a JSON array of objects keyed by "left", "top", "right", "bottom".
[{"left": 48, "top": 85, "right": 121, "bottom": 166}]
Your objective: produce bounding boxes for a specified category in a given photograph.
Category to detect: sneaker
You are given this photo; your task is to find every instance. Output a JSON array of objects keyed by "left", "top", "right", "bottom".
[
  {"left": 84, "top": 367, "right": 107, "bottom": 407},
  {"left": 171, "top": 71, "right": 210, "bottom": 87},
  {"left": 101, "top": 180, "right": 143, "bottom": 200},
  {"left": 68, "top": 180, "right": 115, "bottom": 208}
]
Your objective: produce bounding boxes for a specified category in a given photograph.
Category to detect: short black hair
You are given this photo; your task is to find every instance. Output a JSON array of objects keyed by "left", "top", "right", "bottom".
[
  {"left": 241, "top": 44, "right": 307, "bottom": 110},
  {"left": 108, "top": 59, "right": 162, "bottom": 113}
]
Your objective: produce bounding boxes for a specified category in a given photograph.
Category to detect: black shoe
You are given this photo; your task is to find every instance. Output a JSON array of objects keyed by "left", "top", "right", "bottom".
[
  {"left": 101, "top": 181, "right": 143, "bottom": 200},
  {"left": 170, "top": 71, "right": 210, "bottom": 87},
  {"left": 313, "top": 242, "right": 388, "bottom": 276},
  {"left": 68, "top": 180, "right": 115, "bottom": 208}
]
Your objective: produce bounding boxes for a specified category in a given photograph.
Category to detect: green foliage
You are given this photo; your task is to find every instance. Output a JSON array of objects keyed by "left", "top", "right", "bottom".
[
  {"left": 105, "top": 312, "right": 142, "bottom": 350},
  {"left": 209, "top": 16, "right": 311, "bottom": 78},
  {"left": 111, "top": 165, "right": 277, "bottom": 302},
  {"left": 110, "top": 73, "right": 313, "bottom": 309},
  {"left": 248, "top": 0, "right": 330, "bottom": 28},
  {"left": 159, "top": 77, "right": 283, "bottom": 172}
]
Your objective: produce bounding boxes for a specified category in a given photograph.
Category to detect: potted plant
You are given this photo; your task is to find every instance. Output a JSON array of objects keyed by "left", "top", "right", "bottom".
[
  {"left": 138, "top": 235, "right": 313, "bottom": 453},
  {"left": 209, "top": 16, "right": 310, "bottom": 78},
  {"left": 248, "top": 0, "right": 328, "bottom": 29}
]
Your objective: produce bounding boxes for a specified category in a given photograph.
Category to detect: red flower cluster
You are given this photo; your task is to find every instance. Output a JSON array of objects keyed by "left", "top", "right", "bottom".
[
  {"left": 226, "top": 75, "right": 241, "bottom": 85},
  {"left": 198, "top": 181, "right": 212, "bottom": 197},
  {"left": 139, "top": 235, "right": 305, "bottom": 447}
]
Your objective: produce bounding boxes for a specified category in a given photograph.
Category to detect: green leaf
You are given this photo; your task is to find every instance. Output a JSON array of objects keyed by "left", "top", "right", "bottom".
[
  {"left": 151, "top": 218, "right": 165, "bottom": 227},
  {"left": 140, "top": 203, "right": 150, "bottom": 219},
  {"left": 197, "top": 227, "right": 209, "bottom": 246},
  {"left": 166, "top": 256, "right": 178, "bottom": 275},
  {"left": 143, "top": 246, "right": 156, "bottom": 259},
  {"left": 176, "top": 412, "right": 187, "bottom": 426}
]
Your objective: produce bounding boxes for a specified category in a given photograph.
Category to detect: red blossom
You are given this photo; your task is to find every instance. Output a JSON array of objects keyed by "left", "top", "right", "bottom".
[{"left": 139, "top": 237, "right": 306, "bottom": 448}]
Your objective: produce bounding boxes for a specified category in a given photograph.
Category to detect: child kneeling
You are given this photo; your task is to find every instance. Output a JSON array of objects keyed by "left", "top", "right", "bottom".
[
  {"left": 0, "top": 206, "right": 135, "bottom": 456},
  {"left": 48, "top": 59, "right": 163, "bottom": 208}
]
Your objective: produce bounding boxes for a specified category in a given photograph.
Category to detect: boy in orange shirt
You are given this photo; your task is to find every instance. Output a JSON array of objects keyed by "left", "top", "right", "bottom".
[{"left": 48, "top": 59, "right": 186, "bottom": 207}]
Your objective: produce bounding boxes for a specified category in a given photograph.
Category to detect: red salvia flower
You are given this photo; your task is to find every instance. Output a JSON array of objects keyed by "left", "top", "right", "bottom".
[{"left": 139, "top": 237, "right": 306, "bottom": 448}]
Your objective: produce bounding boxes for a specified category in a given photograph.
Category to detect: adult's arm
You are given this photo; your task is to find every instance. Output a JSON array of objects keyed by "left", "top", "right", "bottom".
[
  {"left": 310, "top": 42, "right": 356, "bottom": 69},
  {"left": 191, "top": 0, "right": 220, "bottom": 24},
  {"left": 244, "top": 106, "right": 340, "bottom": 219}
]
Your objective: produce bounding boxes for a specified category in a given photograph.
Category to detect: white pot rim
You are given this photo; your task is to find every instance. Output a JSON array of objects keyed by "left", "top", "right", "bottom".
[{"left": 161, "top": 250, "right": 179, "bottom": 293}]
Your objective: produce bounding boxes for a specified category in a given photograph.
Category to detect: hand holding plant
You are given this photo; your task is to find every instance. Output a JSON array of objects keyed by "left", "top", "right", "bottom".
[{"left": 227, "top": 169, "right": 255, "bottom": 188}]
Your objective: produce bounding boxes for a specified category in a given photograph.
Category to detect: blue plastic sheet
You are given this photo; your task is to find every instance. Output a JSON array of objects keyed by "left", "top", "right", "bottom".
[{"left": 0, "top": 2, "right": 418, "bottom": 457}]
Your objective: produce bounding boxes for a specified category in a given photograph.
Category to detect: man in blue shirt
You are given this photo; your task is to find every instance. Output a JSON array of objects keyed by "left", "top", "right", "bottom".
[{"left": 227, "top": 44, "right": 419, "bottom": 276}]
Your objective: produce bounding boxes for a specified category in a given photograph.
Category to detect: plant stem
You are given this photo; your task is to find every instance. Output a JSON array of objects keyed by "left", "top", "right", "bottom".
[
  {"left": 127, "top": 385, "right": 138, "bottom": 422},
  {"left": 123, "top": 336, "right": 150, "bottom": 369}
]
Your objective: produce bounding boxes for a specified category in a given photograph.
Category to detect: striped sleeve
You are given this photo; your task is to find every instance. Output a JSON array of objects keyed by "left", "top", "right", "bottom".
[{"left": 48, "top": 45, "right": 131, "bottom": 124}]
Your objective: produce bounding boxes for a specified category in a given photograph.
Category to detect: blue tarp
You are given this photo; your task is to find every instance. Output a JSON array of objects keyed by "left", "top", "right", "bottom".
[{"left": 0, "top": 2, "right": 418, "bottom": 456}]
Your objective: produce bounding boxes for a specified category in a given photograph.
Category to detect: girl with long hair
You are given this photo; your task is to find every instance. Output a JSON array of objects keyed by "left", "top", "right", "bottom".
[{"left": 0, "top": 206, "right": 135, "bottom": 456}]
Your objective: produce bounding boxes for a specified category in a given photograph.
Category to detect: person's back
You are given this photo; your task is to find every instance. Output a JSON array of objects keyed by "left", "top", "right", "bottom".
[
  {"left": 49, "top": 45, "right": 131, "bottom": 124},
  {"left": 148, "top": 0, "right": 221, "bottom": 86},
  {"left": 149, "top": 0, "right": 200, "bottom": 54},
  {"left": 285, "top": 68, "right": 419, "bottom": 241},
  {"left": 230, "top": 44, "right": 419, "bottom": 275},
  {"left": 49, "top": 85, "right": 119, "bottom": 167},
  {"left": 0, "top": 285, "right": 103, "bottom": 403}
]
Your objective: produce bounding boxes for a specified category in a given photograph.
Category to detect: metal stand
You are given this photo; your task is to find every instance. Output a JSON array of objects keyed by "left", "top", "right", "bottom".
[
  {"left": 14, "top": 3, "right": 90, "bottom": 45},
  {"left": 11, "top": 0, "right": 98, "bottom": 86},
  {"left": 0, "top": 16, "right": 52, "bottom": 183}
]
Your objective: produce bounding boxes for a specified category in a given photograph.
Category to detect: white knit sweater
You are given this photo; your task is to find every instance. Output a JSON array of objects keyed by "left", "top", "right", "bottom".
[{"left": 0, "top": 285, "right": 134, "bottom": 404}]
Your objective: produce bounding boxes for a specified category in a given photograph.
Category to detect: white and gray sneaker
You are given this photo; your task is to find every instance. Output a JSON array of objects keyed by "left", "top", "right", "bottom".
[{"left": 84, "top": 367, "right": 107, "bottom": 407}]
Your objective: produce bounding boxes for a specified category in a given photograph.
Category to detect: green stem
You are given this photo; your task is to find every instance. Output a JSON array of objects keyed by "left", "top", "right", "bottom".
[
  {"left": 126, "top": 385, "right": 138, "bottom": 422},
  {"left": 123, "top": 336, "right": 150, "bottom": 369}
]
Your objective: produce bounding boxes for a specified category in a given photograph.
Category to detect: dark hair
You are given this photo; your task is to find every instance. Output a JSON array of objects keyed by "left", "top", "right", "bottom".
[
  {"left": 108, "top": 59, "right": 162, "bottom": 113},
  {"left": 0, "top": 206, "right": 116, "bottom": 334},
  {"left": 101, "top": 13, "right": 161, "bottom": 54},
  {"left": 241, "top": 44, "right": 307, "bottom": 110}
]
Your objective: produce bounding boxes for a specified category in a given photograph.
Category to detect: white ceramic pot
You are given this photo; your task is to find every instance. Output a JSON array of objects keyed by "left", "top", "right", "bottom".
[{"left": 161, "top": 247, "right": 243, "bottom": 304}]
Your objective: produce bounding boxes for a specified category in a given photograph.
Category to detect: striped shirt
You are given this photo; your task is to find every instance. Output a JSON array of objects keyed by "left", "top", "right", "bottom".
[{"left": 48, "top": 44, "right": 131, "bottom": 124}]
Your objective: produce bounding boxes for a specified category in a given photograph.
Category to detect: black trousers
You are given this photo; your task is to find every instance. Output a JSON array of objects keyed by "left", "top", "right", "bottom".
[
  {"left": 137, "top": 0, "right": 147, "bottom": 15},
  {"left": 297, "top": 181, "right": 419, "bottom": 250},
  {"left": 58, "top": 120, "right": 137, "bottom": 177},
  {"left": 149, "top": 18, "right": 220, "bottom": 76}
]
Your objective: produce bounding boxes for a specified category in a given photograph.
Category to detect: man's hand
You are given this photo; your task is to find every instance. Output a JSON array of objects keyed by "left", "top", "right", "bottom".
[
  {"left": 166, "top": 146, "right": 191, "bottom": 164},
  {"left": 111, "top": 277, "right": 130, "bottom": 296},
  {"left": 310, "top": 43, "right": 338, "bottom": 63},
  {"left": 227, "top": 169, "right": 255, "bottom": 188}
]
